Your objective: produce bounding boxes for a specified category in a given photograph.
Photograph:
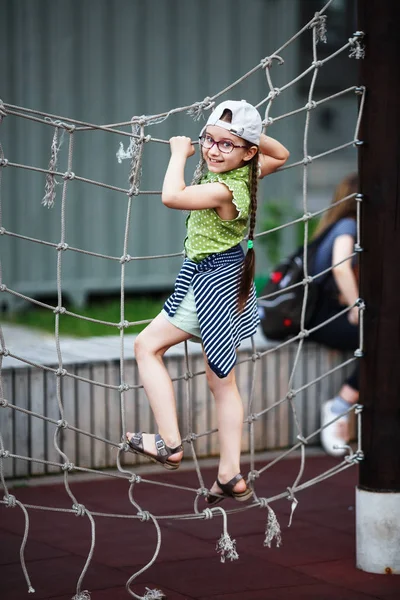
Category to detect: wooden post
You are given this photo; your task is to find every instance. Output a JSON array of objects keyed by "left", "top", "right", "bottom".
[{"left": 356, "top": 0, "right": 400, "bottom": 574}]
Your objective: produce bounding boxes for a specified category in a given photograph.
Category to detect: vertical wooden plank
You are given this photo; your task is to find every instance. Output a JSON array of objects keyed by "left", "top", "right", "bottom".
[
  {"left": 62, "top": 367, "right": 77, "bottom": 469},
  {"left": 45, "top": 370, "right": 62, "bottom": 474},
  {"left": 122, "top": 358, "right": 138, "bottom": 468},
  {"left": 30, "top": 368, "right": 46, "bottom": 476},
  {"left": 278, "top": 347, "right": 290, "bottom": 448},
  {"left": 0, "top": 370, "right": 14, "bottom": 478},
  {"left": 75, "top": 365, "right": 91, "bottom": 469},
  {"left": 105, "top": 362, "right": 123, "bottom": 468},
  {"left": 92, "top": 363, "right": 107, "bottom": 470},
  {"left": 14, "top": 369, "right": 29, "bottom": 477},
  {"left": 190, "top": 355, "right": 207, "bottom": 459}
]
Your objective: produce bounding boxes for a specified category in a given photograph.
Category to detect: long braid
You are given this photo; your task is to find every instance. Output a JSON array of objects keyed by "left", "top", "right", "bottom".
[
  {"left": 191, "top": 154, "right": 207, "bottom": 185},
  {"left": 238, "top": 152, "right": 259, "bottom": 311}
]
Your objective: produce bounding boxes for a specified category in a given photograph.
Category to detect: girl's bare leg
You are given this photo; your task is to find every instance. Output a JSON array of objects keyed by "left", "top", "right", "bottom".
[
  {"left": 126, "top": 313, "right": 192, "bottom": 463},
  {"left": 204, "top": 356, "right": 247, "bottom": 495}
]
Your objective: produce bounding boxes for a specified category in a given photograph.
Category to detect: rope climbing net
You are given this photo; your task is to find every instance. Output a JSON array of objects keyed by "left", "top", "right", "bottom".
[{"left": 0, "top": 1, "right": 366, "bottom": 598}]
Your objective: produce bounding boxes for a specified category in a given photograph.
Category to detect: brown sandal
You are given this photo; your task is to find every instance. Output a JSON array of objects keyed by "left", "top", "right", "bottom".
[
  {"left": 206, "top": 474, "right": 253, "bottom": 505},
  {"left": 126, "top": 432, "right": 183, "bottom": 471}
]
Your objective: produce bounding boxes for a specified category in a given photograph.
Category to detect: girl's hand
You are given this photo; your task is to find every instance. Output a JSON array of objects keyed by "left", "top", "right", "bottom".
[{"left": 169, "top": 136, "right": 196, "bottom": 158}]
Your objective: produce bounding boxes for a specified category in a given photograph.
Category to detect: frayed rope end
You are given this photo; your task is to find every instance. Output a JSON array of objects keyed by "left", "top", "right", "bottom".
[
  {"left": 72, "top": 591, "right": 91, "bottom": 600},
  {"left": 263, "top": 505, "right": 282, "bottom": 548},
  {"left": 216, "top": 533, "right": 239, "bottom": 563},
  {"left": 143, "top": 587, "right": 166, "bottom": 599}
]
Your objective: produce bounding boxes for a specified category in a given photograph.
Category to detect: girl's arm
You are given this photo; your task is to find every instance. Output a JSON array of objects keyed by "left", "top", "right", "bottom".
[
  {"left": 332, "top": 234, "right": 359, "bottom": 324},
  {"left": 162, "top": 136, "right": 233, "bottom": 210},
  {"left": 258, "top": 134, "right": 290, "bottom": 178}
]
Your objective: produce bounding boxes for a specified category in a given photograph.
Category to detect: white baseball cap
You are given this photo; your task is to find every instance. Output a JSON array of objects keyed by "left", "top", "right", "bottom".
[{"left": 201, "top": 99, "right": 262, "bottom": 146}]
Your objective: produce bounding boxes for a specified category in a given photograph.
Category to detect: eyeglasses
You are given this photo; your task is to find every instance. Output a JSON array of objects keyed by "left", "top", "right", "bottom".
[{"left": 199, "top": 134, "right": 248, "bottom": 154}]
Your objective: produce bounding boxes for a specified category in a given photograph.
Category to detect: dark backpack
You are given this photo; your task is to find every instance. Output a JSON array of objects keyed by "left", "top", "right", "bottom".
[{"left": 258, "top": 227, "right": 333, "bottom": 341}]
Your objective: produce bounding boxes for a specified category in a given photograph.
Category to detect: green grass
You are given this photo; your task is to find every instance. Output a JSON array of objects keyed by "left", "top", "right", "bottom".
[{"left": 3, "top": 296, "right": 166, "bottom": 338}]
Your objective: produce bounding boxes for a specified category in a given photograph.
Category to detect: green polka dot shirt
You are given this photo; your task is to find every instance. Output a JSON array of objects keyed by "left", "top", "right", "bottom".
[{"left": 184, "top": 164, "right": 251, "bottom": 262}]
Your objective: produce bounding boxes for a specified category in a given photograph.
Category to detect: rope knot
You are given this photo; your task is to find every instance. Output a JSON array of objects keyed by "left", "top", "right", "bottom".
[
  {"left": 355, "top": 86, "right": 365, "bottom": 95},
  {"left": 0, "top": 158, "right": 8, "bottom": 167},
  {"left": 188, "top": 432, "right": 197, "bottom": 442},
  {"left": 62, "top": 461, "right": 75, "bottom": 471},
  {"left": 354, "top": 403, "right": 363, "bottom": 415},
  {"left": 248, "top": 470, "right": 260, "bottom": 481},
  {"left": 0, "top": 398, "right": 9, "bottom": 407},
  {"left": 73, "top": 503, "right": 86, "bottom": 517},
  {"left": 286, "top": 486, "right": 298, "bottom": 527},
  {"left": 53, "top": 306, "right": 67, "bottom": 315},
  {"left": 356, "top": 298, "right": 366, "bottom": 310},
  {"left": 0, "top": 347, "right": 9, "bottom": 356},
  {"left": 184, "top": 371, "right": 193, "bottom": 380},
  {"left": 120, "top": 441, "right": 130, "bottom": 452},
  {"left": 0, "top": 228, "right": 6, "bottom": 235},
  {"left": 187, "top": 97, "right": 215, "bottom": 121},
  {"left": 297, "top": 434, "right": 308, "bottom": 445},
  {"left": 127, "top": 186, "right": 139, "bottom": 197},
  {"left": 251, "top": 351, "right": 261, "bottom": 362},
  {"left": 311, "top": 13, "right": 327, "bottom": 43},
  {"left": 302, "top": 155, "right": 313, "bottom": 165},
  {"left": 129, "top": 474, "right": 142, "bottom": 484},
  {"left": 55, "top": 368, "right": 67, "bottom": 377},
  {"left": 354, "top": 348, "right": 364, "bottom": 358},
  {"left": 258, "top": 497, "right": 269, "bottom": 508},
  {"left": 202, "top": 508, "right": 214, "bottom": 520},
  {"left": 286, "top": 389, "right": 296, "bottom": 400},
  {"left": 120, "top": 254, "right": 131, "bottom": 263},
  {"left": 298, "top": 330, "right": 309, "bottom": 339},
  {"left": 138, "top": 510, "right": 151, "bottom": 522},
  {"left": 0, "top": 449, "right": 10, "bottom": 458},
  {"left": 57, "top": 419, "right": 68, "bottom": 428},
  {"left": 4, "top": 494, "right": 16, "bottom": 508},
  {"left": 312, "top": 60, "right": 323, "bottom": 69},
  {"left": 118, "top": 383, "right": 130, "bottom": 392},
  {"left": 305, "top": 101, "right": 317, "bottom": 111},
  {"left": 56, "top": 243, "right": 69, "bottom": 252},
  {"left": 248, "top": 413, "right": 258, "bottom": 423},
  {"left": 349, "top": 31, "right": 366, "bottom": 60},
  {"left": 263, "top": 117, "right": 274, "bottom": 126},
  {"left": 197, "top": 487, "right": 209, "bottom": 498},
  {"left": 303, "top": 275, "right": 313, "bottom": 285},
  {"left": 118, "top": 320, "right": 129, "bottom": 330},
  {"left": 268, "top": 87, "right": 281, "bottom": 100},
  {"left": 260, "top": 54, "right": 284, "bottom": 69},
  {"left": 62, "top": 171, "right": 75, "bottom": 180}
]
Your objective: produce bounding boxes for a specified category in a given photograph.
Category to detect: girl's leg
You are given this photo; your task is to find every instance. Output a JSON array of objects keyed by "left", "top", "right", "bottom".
[
  {"left": 204, "top": 356, "right": 247, "bottom": 495},
  {"left": 127, "top": 313, "right": 192, "bottom": 462}
]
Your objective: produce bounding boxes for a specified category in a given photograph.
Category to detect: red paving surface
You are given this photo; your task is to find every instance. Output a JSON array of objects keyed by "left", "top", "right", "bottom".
[{"left": 2, "top": 453, "right": 399, "bottom": 600}]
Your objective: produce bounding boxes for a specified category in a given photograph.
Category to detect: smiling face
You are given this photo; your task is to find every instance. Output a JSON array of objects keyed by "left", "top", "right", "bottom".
[{"left": 201, "top": 125, "right": 258, "bottom": 174}]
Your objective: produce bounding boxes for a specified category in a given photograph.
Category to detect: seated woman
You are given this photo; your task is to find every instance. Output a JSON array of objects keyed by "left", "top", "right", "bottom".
[{"left": 308, "top": 173, "right": 360, "bottom": 457}]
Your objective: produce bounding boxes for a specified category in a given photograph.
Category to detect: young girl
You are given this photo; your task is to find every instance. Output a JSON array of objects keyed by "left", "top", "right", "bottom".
[{"left": 126, "top": 100, "right": 289, "bottom": 503}]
